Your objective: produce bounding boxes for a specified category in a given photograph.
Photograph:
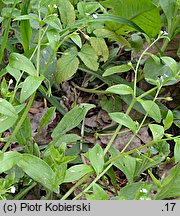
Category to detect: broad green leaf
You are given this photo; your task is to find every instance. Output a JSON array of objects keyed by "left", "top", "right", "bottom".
[
  {"left": 107, "top": 84, "right": 134, "bottom": 95},
  {"left": 155, "top": 163, "right": 180, "bottom": 199},
  {"left": 0, "top": 115, "right": 18, "bottom": 133},
  {"left": 103, "top": 65, "right": 132, "bottom": 76},
  {"left": 5, "top": 65, "right": 21, "bottom": 81},
  {"left": 58, "top": 0, "right": 75, "bottom": 27},
  {"left": 89, "top": 144, "right": 104, "bottom": 175},
  {"left": 9, "top": 53, "right": 37, "bottom": 76},
  {"left": 0, "top": 151, "right": 22, "bottom": 173},
  {"left": 20, "top": 75, "right": 44, "bottom": 103},
  {"left": 53, "top": 164, "right": 67, "bottom": 186},
  {"left": 63, "top": 164, "right": 93, "bottom": 182},
  {"left": 144, "top": 57, "right": 179, "bottom": 86},
  {"left": 101, "top": 0, "right": 161, "bottom": 37},
  {"left": 70, "top": 33, "right": 82, "bottom": 48},
  {"left": 174, "top": 138, "right": 180, "bottom": 163},
  {"left": 78, "top": 44, "right": 99, "bottom": 71},
  {"left": 86, "top": 183, "right": 108, "bottom": 200},
  {"left": 163, "top": 110, "right": 173, "bottom": 130},
  {"left": 138, "top": 100, "right": 161, "bottom": 123},
  {"left": 43, "top": 14, "right": 62, "bottom": 30},
  {"left": 160, "top": 56, "right": 178, "bottom": 75},
  {"left": 46, "top": 29, "right": 60, "bottom": 51},
  {"left": 0, "top": 98, "right": 18, "bottom": 117},
  {"left": 149, "top": 124, "right": 164, "bottom": 141},
  {"left": 173, "top": 110, "right": 180, "bottom": 128},
  {"left": 90, "top": 37, "right": 109, "bottom": 62},
  {"left": 38, "top": 107, "right": 56, "bottom": 134},
  {"left": 93, "top": 28, "right": 130, "bottom": 47},
  {"left": 110, "top": 147, "right": 136, "bottom": 183},
  {"left": 52, "top": 103, "right": 95, "bottom": 138},
  {"left": 17, "top": 154, "right": 58, "bottom": 193},
  {"left": 100, "top": 95, "right": 122, "bottom": 113},
  {"left": 53, "top": 134, "right": 81, "bottom": 147},
  {"left": 129, "top": 33, "right": 143, "bottom": 52},
  {"left": 109, "top": 112, "right": 137, "bottom": 133},
  {"left": 15, "top": 116, "right": 32, "bottom": 146},
  {"left": 117, "top": 182, "right": 144, "bottom": 200},
  {"left": 77, "top": 1, "right": 100, "bottom": 18},
  {"left": 55, "top": 47, "right": 79, "bottom": 84}
]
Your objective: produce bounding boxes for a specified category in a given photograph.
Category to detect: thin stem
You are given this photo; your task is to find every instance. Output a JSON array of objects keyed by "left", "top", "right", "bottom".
[
  {"left": 73, "top": 164, "right": 112, "bottom": 200},
  {"left": 13, "top": 182, "right": 37, "bottom": 200},
  {"left": 60, "top": 172, "right": 93, "bottom": 200}
]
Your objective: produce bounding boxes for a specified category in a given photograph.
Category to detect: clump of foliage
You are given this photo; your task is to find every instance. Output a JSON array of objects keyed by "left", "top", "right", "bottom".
[{"left": 0, "top": 0, "right": 180, "bottom": 200}]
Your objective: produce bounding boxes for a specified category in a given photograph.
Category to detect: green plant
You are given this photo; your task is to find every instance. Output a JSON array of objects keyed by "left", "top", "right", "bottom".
[{"left": 0, "top": 0, "right": 180, "bottom": 200}]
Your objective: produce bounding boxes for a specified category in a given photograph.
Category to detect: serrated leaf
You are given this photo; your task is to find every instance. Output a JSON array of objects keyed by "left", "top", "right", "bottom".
[
  {"left": 78, "top": 44, "right": 99, "bottom": 71},
  {"left": 174, "top": 138, "right": 180, "bottom": 163},
  {"left": 103, "top": 65, "right": 132, "bottom": 76},
  {"left": 9, "top": 53, "right": 37, "bottom": 76},
  {"left": 90, "top": 37, "right": 109, "bottom": 62},
  {"left": 55, "top": 47, "right": 79, "bottom": 84},
  {"left": 0, "top": 151, "right": 22, "bottom": 173},
  {"left": 138, "top": 100, "right": 161, "bottom": 123},
  {"left": 52, "top": 103, "right": 95, "bottom": 138},
  {"left": 20, "top": 75, "right": 44, "bottom": 103},
  {"left": 58, "top": 0, "right": 75, "bottom": 27},
  {"left": 163, "top": 110, "right": 173, "bottom": 130},
  {"left": 63, "top": 164, "right": 93, "bottom": 182},
  {"left": 17, "top": 154, "right": 58, "bottom": 193},
  {"left": 149, "top": 124, "right": 164, "bottom": 141},
  {"left": 89, "top": 144, "right": 104, "bottom": 175},
  {"left": 106, "top": 84, "right": 134, "bottom": 96},
  {"left": 109, "top": 112, "right": 137, "bottom": 132}
]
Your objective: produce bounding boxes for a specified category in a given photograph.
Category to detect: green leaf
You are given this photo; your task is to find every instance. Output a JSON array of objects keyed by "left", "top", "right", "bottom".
[
  {"left": 0, "top": 98, "right": 18, "bottom": 117},
  {"left": 0, "top": 151, "right": 22, "bottom": 173},
  {"left": 52, "top": 103, "right": 95, "bottom": 138},
  {"left": 43, "top": 14, "right": 62, "bottom": 31},
  {"left": 17, "top": 154, "right": 58, "bottom": 193},
  {"left": 70, "top": 33, "right": 82, "bottom": 48},
  {"left": 138, "top": 100, "right": 161, "bottom": 123},
  {"left": 107, "top": 84, "right": 134, "bottom": 95},
  {"left": 90, "top": 37, "right": 109, "bottom": 62},
  {"left": 9, "top": 53, "right": 37, "bottom": 76},
  {"left": 20, "top": 75, "right": 44, "bottom": 103},
  {"left": 149, "top": 124, "right": 164, "bottom": 141},
  {"left": 55, "top": 47, "right": 79, "bottom": 84},
  {"left": 174, "top": 138, "right": 180, "bottom": 163},
  {"left": 160, "top": 56, "right": 178, "bottom": 75},
  {"left": 63, "top": 164, "right": 93, "bottom": 182},
  {"left": 101, "top": 0, "right": 161, "bottom": 37},
  {"left": 86, "top": 183, "right": 108, "bottom": 200},
  {"left": 47, "top": 29, "right": 60, "bottom": 51},
  {"left": 173, "top": 110, "right": 180, "bottom": 128},
  {"left": 163, "top": 110, "right": 173, "bottom": 130},
  {"left": 144, "top": 57, "right": 179, "bottom": 86},
  {"left": 155, "top": 163, "right": 180, "bottom": 199},
  {"left": 109, "top": 112, "right": 137, "bottom": 132},
  {"left": 110, "top": 147, "right": 136, "bottom": 183},
  {"left": 38, "top": 107, "right": 56, "bottom": 135},
  {"left": 78, "top": 44, "right": 99, "bottom": 71},
  {"left": 53, "top": 134, "right": 81, "bottom": 147},
  {"left": 93, "top": 28, "right": 130, "bottom": 47},
  {"left": 100, "top": 96, "right": 122, "bottom": 113},
  {"left": 0, "top": 115, "right": 18, "bottom": 133},
  {"left": 58, "top": 0, "right": 75, "bottom": 27},
  {"left": 103, "top": 65, "right": 132, "bottom": 76},
  {"left": 89, "top": 144, "right": 104, "bottom": 175}
]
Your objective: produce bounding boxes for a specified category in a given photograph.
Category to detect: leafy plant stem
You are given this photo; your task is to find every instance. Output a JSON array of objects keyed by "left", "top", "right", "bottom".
[
  {"left": 137, "top": 86, "right": 158, "bottom": 100},
  {"left": 73, "top": 164, "right": 112, "bottom": 200},
  {"left": 133, "top": 35, "right": 162, "bottom": 97},
  {"left": 13, "top": 182, "right": 37, "bottom": 200},
  {"left": 120, "top": 85, "right": 162, "bottom": 153},
  {"left": 103, "top": 97, "right": 136, "bottom": 156},
  {"left": 2, "top": 92, "right": 36, "bottom": 153},
  {"left": 60, "top": 172, "right": 94, "bottom": 200}
]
